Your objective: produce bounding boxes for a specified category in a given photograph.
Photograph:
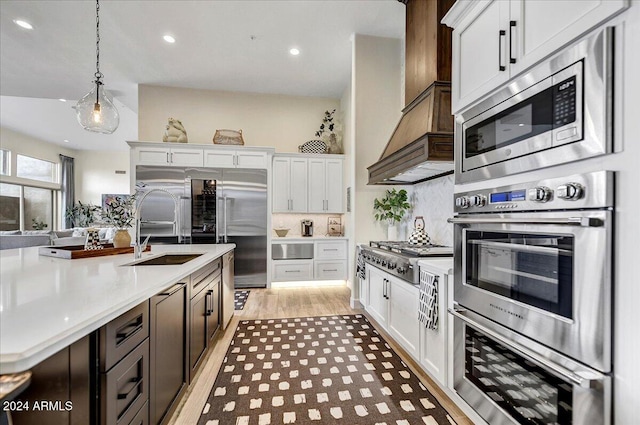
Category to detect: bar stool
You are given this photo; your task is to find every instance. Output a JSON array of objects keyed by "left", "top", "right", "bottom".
[{"left": 0, "top": 372, "right": 32, "bottom": 425}]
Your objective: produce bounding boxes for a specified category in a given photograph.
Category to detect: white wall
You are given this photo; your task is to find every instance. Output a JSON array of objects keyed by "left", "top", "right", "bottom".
[
  {"left": 75, "top": 151, "right": 131, "bottom": 205},
  {"left": 138, "top": 85, "right": 339, "bottom": 153},
  {"left": 348, "top": 34, "right": 405, "bottom": 302}
]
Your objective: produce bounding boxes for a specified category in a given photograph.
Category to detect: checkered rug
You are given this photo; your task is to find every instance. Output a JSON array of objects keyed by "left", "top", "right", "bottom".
[
  {"left": 235, "top": 290, "right": 251, "bottom": 310},
  {"left": 198, "top": 314, "right": 457, "bottom": 425}
]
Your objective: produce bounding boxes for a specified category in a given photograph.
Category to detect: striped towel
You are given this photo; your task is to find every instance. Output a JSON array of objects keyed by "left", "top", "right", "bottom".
[
  {"left": 418, "top": 269, "right": 439, "bottom": 330},
  {"left": 356, "top": 246, "right": 366, "bottom": 280}
]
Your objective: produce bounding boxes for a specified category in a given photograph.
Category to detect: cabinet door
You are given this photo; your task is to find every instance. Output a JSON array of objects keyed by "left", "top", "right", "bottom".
[
  {"left": 366, "top": 266, "right": 388, "bottom": 328},
  {"left": 387, "top": 276, "right": 420, "bottom": 360},
  {"left": 203, "top": 150, "right": 236, "bottom": 168},
  {"left": 289, "top": 158, "right": 308, "bottom": 213},
  {"left": 169, "top": 148, "right": 203, "bottom": 167},
  {"left": 307, "top": 158, "right": 326, "bottom": 213},
  {"left": 189, "top": 287, "right": 208, "bottom": 381},
  {"left": 236, "top": 150, "right": 268, "bottom": 169},
  {"left": 325, "top": 158, "right": 343, "bottom": 213},
  {"left": 452, "top": 0, "right": 510, "bottom": 113},
  {"left": 206, "top": 279, "right": 221, "bottom": 342},
  {"left": 272, "top": 157, "right": 291, "bottom": 212},
  {"left": 510, "top": 0, "right": 628, "bottom": 76},
  {"left": 419, "top": 271, "right": 448, "bottom": 385},
  {"left": 135, "top": 147, "right": 171, "bottom": 166}
]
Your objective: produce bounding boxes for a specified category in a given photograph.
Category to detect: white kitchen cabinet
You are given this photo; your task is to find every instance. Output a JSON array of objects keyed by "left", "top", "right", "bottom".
[
  {"left": 203, "top": 148, "right": 268, "bottom": 169},
  {"left": 133, "top": 145, "right": 204, "bottom": 167},
  {"left": 314, "top": 260, "right": 347, "bottom": 280},
  {"left": 272, "top": 259, "right": 313, "bottom": 282},
  {"left": 308, "top": 157, "right": 344, "bottom": 213},
  {"left": 418, "top": 263, "right": 451, "bottom": 386},
  {"left": 315, "top": 240, "right": 347, "bottom": 260},
  {"left": 446, "top": 0, "right": 627, "bottom": 113},
  {"left": 272, "top": 156, "right": 308, "bottom": 213},
  {"left": 366, "top": 265, "right": 389, "bottom": 328},
  {"left": 387, "top": 274, "right": 420, "bottom": 360}
]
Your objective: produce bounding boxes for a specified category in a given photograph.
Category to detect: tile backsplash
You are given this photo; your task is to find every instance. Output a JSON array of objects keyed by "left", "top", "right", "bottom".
[
  {"left": 272, "top": 213, "right": 344, "bottom": 237},
  {"left": 408, "top": 174, "right": 454, "bottom": 246}
]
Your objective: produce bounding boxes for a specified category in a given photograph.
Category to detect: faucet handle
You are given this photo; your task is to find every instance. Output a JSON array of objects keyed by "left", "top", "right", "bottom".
[{"left": 140, "top": 235, "right": 150, "bottom": 250}]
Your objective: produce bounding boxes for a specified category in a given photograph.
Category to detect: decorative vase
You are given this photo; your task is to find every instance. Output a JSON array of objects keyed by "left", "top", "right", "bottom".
[
  {"left": 387, "top": 223, "right": 398, "bottom": 241},
  {"left": 112, "top": 229, "right": 131, "bottom": 248}
]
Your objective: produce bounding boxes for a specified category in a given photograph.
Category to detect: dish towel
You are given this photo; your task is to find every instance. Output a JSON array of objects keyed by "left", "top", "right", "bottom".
[
  {"left": 418, "top": 269, "right": 439, "bottom": 330},
  {"left": 356, "top": 246, "right": 366, "bottom": 280}
]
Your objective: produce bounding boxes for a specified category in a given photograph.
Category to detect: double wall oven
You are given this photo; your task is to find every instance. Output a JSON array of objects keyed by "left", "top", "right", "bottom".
[{"left": 449, "top": 171, "right": 613, "bottom": 425}]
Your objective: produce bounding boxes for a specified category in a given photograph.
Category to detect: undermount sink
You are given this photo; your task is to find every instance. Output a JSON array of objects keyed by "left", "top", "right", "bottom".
[{"left": 126, "top": 253, "right": 203, "bottom": 266}]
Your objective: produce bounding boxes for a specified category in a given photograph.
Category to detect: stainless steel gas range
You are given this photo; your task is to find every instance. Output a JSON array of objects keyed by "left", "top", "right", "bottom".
[{"left": 361, "top": 241, "right": 453, "bottom": 284}]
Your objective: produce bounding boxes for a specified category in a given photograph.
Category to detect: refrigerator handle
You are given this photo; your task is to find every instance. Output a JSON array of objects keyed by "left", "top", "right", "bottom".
[{"left": 223, "top": 195, "right": 228, "bottom": 243}]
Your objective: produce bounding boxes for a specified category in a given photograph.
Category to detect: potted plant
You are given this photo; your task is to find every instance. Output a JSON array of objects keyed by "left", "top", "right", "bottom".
[
  {"left": 100, "top": 194, "right": 137, "bottom": 248},
  {"left": 65, "top": 201, "right": 100, "bottom": 228},
  {"left": 373, "top": 189, "right": 411, "bottom": 240}
]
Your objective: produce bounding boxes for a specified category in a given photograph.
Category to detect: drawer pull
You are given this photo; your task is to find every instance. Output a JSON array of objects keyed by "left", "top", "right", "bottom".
[
  {"left": 284, "top": 270, "right": 301, "bottom": 273},
  {"left": 323, "top": 269, "right": 338, "bottom": 272},
  {"left": 116, "top": 320, "right": 143, "bottom": 343},
  {"left": 158, "top": 283, "right": 184, "bottom": 296},
  {"left": 117, "top": 376, "right": 142, "bottom": 400},
  {"left": 323, "top": 248, "right": 338, "bottom": 251}
]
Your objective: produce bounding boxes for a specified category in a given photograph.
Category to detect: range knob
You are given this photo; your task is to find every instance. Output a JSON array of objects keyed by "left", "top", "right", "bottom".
[
  {"left": 389, "top": 262, "right": 397, "bottom": 270},
  {"left": 556, "top": 183, "right": 583, "bottom": 200},
  {"left": 376, "top": 258, "right": 381, "bottom": 264},
  {"left": 381, "top": 260, "right": 388, "bottom": 267},
  {"left": 470, "top": 194, "right": 487, "bottom": 207},
  {"left": 397, "top": 267, "right": 406, "bottom": 274},
  {"left": 528, "top": 186, "right": 552, "bottom": 203},
  {"left": 455, "top": 196, "right": 470, "bottom": 209}
]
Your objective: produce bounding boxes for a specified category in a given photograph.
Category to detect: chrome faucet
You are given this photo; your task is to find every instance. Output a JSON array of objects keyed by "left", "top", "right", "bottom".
[{"left": 134, "top": 188, "right": 180, "bottom": 259}]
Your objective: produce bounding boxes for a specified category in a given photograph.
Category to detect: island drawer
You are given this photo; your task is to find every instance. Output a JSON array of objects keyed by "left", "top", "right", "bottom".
[
  {"left": 101, "top": 339, "right": 149, "bottom": 425},
  {"left": 191, "top": 258, "right": 221, "bottom": 295},
  {"left": 100, "top": 300, "right": 149, "bottom": 372},
  {"left": 315, "top": 240, "right": 347, "bottom": 260}
]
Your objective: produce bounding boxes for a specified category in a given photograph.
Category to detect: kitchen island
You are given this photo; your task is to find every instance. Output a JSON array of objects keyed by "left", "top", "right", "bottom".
[{"left": 0, "top": 243, "right": 234, "bottom": 374}]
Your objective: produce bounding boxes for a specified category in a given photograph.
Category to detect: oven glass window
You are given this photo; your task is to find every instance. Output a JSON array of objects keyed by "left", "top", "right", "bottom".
[
  {"left": 465, "top": 231, "right": 573, "bottom": 318},
  {"left": 465, "top": 326, "right": 573, "bottom": 425}
]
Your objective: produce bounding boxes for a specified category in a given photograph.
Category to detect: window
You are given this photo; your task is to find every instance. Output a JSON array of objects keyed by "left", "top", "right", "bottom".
[
  {"left": 0, "top": 149, "right": 9, "bottom": 175},
  {"left": 0, "top": 183, "right": 55, "bottom": 231},
  {"left": 16, "top": 154, "right": 56, "bottom": 183}
]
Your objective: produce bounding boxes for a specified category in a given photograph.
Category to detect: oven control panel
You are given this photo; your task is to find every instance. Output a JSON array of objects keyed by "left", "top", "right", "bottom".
[{"left": 454, "top": 171, "right": 612, "bottom": 213}]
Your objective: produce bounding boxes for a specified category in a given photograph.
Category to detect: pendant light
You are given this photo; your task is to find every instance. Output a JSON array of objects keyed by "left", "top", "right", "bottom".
[{"left": 75, "top": 0, "right": 119, "bottom": 134}]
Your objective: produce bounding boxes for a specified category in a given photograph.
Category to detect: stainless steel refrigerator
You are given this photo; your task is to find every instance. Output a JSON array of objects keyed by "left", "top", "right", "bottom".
[{"left": 187, "top": 168, "right": 268, "bottom": 289}]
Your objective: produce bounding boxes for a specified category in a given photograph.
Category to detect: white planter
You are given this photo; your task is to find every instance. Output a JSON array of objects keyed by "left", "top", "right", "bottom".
[{"left": 387, "top": 224, "right": 398, "bottom": 241}]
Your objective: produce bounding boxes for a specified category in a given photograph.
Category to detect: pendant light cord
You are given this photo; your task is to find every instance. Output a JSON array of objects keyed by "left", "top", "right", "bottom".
[{"left": 95, "top": 0, "right": 103, "bottom": 82}]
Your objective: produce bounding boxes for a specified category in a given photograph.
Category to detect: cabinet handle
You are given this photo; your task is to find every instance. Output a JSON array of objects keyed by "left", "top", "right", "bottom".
[
  {"left": 115, "top": 318, "right": 143, "bottom": 342},
  {"left": 284, "top": 270, "right": 301, "bottom": 273},
  {"left": 509, "top": 21, "right": 517, "bottom": 64},
  {"left": 166, "top": 152, "right": 170, "bottom": 163},
  {"left": 324, "top": 269, "right": 338, "bottom": 272},
  {"left": 158, "top": 283, "right": 184, "bottom": 296},
  {"left": 324, "top": 248, "right": 338, "bottom": 251},
  {"left": 383, "top": 278, "right": 387, "bottom": 299},
  {"left": 498, "top": 30, "right": 506, "bottom": 71},
  {"left": 205, "top": 289, "right": 214, "bottom": 315},
  {"left": 171, "top": 152, "right": 174, "bottom": 163},
  {"left": 117, "top": 376, "right": 142, "bottom": 400}
]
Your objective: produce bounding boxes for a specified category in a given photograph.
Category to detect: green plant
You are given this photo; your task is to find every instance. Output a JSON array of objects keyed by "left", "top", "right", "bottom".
[
  {"left": 101, "top": 194, "right": 137, "bottom": 229},
  {"left": 31, "top": 218, "right": 48, "bottom": 230},
  {"left": 373, "top": 189, "right": 411, "bottom": 224},
  {"left": 65, "top": 201, "right": 100, "bottom": 227}
]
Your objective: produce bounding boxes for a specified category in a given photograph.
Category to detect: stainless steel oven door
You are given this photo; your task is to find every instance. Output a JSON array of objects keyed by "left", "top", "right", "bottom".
[
  {"left": 450, "top": 307, "right": 611, "bottom": 425},
  {"left": 450, "top": 210, "right": 612, "bottom": 372}
]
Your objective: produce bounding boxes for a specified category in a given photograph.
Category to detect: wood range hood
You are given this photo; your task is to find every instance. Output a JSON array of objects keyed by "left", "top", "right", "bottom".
[{"left": 368, "top": 0, "right": 455, "bottom": 185}]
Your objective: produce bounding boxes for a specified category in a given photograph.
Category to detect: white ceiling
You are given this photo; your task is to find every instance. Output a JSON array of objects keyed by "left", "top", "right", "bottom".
[{"left": 0, "top": 0, "right": 405, "bottom": 151}]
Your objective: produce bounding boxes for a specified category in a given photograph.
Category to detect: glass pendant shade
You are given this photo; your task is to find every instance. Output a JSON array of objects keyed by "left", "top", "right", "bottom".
[{"left": 75, "top": 82, "right": 119, "bottom": 134}]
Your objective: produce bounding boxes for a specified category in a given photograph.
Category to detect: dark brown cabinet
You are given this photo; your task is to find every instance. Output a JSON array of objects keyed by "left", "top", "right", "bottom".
[{"left": 149, "top": 282, "right": 188, "bottom": 425}]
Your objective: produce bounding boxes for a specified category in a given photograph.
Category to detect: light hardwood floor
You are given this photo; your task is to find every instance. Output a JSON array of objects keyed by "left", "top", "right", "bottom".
[{"left": 170, "top": 285, "right": 472, "bottom": 425}]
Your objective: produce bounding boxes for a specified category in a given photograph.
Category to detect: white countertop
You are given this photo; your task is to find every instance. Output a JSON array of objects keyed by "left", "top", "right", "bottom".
[
  {"left": 272, "top": 236, "right": 348, "bottom": 241},
  {"left": 417, "top": 258, "right": 454, "bottom": 275},
  {"left": 0, "top": 243, "right": 234, "bottom": 374}
]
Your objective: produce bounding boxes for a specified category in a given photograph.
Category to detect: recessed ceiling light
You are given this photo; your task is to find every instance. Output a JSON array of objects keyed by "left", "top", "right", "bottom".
[
  {"left": 63, "top": 139, "right": 70, "bottom": 143},
  {"left": 59, "top": 98, "right": 67, "bottom": 102},
  {"left": 289, "top": 48, "right": 300, "bottom": 56},
  {"left": 163, "top": 35, "right": 176, "bottom": 43},
  {"left": 14, "top": 19, "right": 33, "bottom": 30}
]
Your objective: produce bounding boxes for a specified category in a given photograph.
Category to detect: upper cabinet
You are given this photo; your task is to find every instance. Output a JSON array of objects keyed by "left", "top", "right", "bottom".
[
  {"left": 204, "top": 149, "right": 268, "bottom": 169},
  {"left": 444, "top": 0, "right": 628, "bottom": 113},
  {"left": 273, "top": 153, "right": 344, "bottom": 214},
  {"left": 132, "top": 145, "right": 204, "bottom": 167},
  {"left": 272, "top": 156, "right": 308, "bottom": 213},
  {"left": 308, "top": 157, "right": 343, "bottom": 213}
]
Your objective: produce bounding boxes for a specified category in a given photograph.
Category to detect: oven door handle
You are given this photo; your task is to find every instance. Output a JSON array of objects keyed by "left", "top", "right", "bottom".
[
  {"left": 449, "top": 307, "right": 604, "bottom": 389},
  {"left": 447, "top": 216, "right": 603, "bottom": 227}
]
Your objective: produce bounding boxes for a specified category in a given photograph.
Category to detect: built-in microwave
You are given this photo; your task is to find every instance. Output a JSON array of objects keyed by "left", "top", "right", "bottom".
[{"left": 455, "top": 26, "right": 613, "bottom": 183}]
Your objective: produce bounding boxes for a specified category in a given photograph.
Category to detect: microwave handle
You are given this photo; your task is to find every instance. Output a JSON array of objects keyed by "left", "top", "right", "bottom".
[
  {"left": 449, "top": 307, "right": 604, "bottom": 389},
  {"left": 447, "top": 216, "right": 603, "bottom": 227}
]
